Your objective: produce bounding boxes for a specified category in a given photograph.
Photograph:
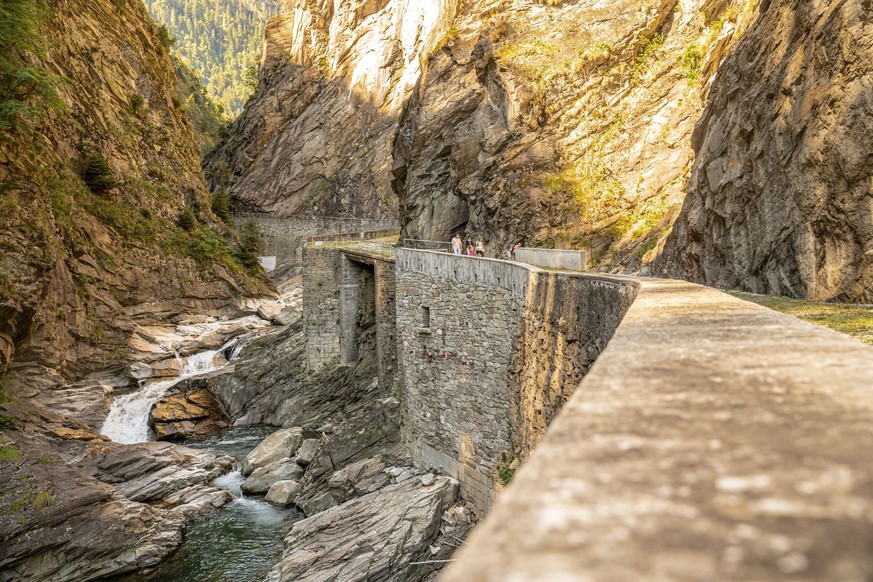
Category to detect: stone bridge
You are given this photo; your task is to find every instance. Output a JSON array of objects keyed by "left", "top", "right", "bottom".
[
  {"left": 236, "top": 214, "right": 398, "bottom": 273},
  {"left": 302, "top": 240, "right": 873, "bottom": 580}
]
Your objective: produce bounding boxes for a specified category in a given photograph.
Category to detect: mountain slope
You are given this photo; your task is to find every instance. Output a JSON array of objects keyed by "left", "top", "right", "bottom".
[
  {"left": 0, "top": 0, "right": 270, "bottom": 381},
  {"left": 143, "top": 0, "right": 280, "bottom": 117}
]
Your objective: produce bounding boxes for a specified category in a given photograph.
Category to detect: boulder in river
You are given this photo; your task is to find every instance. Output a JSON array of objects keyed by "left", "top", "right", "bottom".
[
  {"left": 265, "top": 480, "right": 302, "bottom": 507},
  {"left": 294, "top": 438, "right": 320, "bottom": 467},
  {"left": 266, "top": 477, "right": 459, "bottom": 582},
  {"left": 241, "top": 459, "right": 305, "bottom": 494},
  {"left": 149, "top": 386, "right": 229, "bottom": 441},
  {"left": 242, "top": 427, "right": 304, "bottom": 476}
]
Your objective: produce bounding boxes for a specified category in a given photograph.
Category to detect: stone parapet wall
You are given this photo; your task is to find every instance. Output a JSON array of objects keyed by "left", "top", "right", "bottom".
[
  {"left": 510, "top": 273, "right": 636, "bottom": 457},
  {"left": 514, "top": 247, "right": 587, "bottom": 271},
  {"left": 441, "top": 280, "right": 873, "bottom": 581},
  {"left": 396, "top": 249, "right": 636, "bottom": 514}
]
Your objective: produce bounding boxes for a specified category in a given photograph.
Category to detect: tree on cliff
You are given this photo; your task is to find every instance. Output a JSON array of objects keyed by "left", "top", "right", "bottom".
[{"left": 237, "top": 218, "right": 263, "bottom": 271}]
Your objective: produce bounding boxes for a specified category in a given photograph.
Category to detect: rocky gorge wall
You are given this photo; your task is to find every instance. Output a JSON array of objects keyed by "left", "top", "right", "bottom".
[
  {"left": 396, "top": 249, "right": 636, "bottom": 513},
  {"left": 394, "top": 0, "right": 763, "bottom": 268},
  {"left": 0, "top": 0, "right": 270, "bottom": 381},
  {"left": 205, "top": 0, "right": 460, "bottom": 218},
  {"left": 657, "top": 0, "right": 873, "bottom": 302}
]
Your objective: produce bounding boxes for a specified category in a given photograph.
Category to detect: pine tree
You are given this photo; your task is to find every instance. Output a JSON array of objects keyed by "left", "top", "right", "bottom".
[{"left": 237, "top": 218, "right": 263, "bottom": 271}]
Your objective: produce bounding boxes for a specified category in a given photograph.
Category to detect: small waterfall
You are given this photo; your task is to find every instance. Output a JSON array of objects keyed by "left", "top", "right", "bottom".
[{"left": 100, "top": 337, "right": 239, "bottom": 444}]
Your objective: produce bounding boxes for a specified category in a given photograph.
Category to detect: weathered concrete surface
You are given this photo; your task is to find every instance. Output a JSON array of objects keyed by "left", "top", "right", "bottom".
[
  {"left": 514, "top": 248, "right": 587, "bottom": 272},
  {"left": 441, "top": 279, "right": 873, "bottom": 581}
]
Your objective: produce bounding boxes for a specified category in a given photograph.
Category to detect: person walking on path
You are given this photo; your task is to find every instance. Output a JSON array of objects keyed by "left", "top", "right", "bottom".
[
  {"left": 451, "top": 233, "right": 462, "bottom": 255},
  {"left": 475, "top": 237, "right": 486, "bottom": 257}
]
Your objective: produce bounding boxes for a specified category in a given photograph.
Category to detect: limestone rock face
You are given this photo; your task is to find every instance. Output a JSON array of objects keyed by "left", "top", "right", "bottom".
[
  {"left": 205, "top": 0, "right": 460, "bottom": 218},
  {"left": 242, "top": 427, "right": 305, "bottom": 476},
  {"left": 266, "top": 477, "right": 459, "bottom": 582},
  {"left": 656, "top": 0, "right": 873, "bottom": 301}
]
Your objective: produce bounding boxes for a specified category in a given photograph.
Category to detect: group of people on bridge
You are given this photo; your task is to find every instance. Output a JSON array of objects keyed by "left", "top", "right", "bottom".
[{"left": 451, "top": 233, "right": 521, "bottom": 260}]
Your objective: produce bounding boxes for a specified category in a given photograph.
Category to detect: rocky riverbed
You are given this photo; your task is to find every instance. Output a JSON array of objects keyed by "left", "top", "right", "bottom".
[{"left": 0, "top": 281, "right": 473, "bottom": 581}]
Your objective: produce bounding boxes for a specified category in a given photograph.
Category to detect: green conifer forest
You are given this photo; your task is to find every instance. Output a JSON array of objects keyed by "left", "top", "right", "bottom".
[{"left": 143, "top": 0, "right": 280, "bottom": 118}]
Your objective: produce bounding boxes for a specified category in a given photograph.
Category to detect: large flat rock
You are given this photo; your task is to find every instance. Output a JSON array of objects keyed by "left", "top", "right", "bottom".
[{"left": 267, "top": 476, "right": 458, "bottom": 582}]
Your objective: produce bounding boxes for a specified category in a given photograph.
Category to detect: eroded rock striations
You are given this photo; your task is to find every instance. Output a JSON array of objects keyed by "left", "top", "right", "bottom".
[
  {"left": 656, "top": 0, "right": 873, "bottom": 301},
  {"left": 394, "top": 0, "right": 762, "bottom": 267},
  {"left": 266, "top": 476, "right": 459, "bottom": 582},
  {"left": 205, "top": 0, "right": 460, "bottom": 218},
  {"left": 0, "top": 0, "right": 271, "bottom": 380}
]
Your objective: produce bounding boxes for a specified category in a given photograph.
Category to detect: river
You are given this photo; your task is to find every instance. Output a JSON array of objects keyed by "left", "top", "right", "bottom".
[{"left": 120, "top": 427, "right": 304, "bottom": 582}]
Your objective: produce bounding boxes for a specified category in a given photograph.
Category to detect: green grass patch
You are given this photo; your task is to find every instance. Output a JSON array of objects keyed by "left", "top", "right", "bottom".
[
  {"left": 0, "top": 414, "right": 16, "bottom": 430},
  {"left": 498, "top": 465, "right": 514, "bottom": 486},
  {"left": 682, "top": 44, "right": 702, "bottom": 86},
  {"left": 732, "top": 292, "right": 873, "bottom": 345},
  {"left": 0, "top": 444, "right": 21, "bottom": 461},
  {"left": 32, "top": 490, "right": 52, "bottom": 510}
]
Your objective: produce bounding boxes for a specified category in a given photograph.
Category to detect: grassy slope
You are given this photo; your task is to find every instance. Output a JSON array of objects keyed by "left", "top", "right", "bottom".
[{"left": 732, "top": 292, "right": 873, "bottom": 345}]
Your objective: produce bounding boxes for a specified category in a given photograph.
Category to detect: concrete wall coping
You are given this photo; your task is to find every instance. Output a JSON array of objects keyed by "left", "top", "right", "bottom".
[
  {"left": 396, "top": 248, "right": 631, "bottom": 296},
  {"left": 441, "top": 278, "right": 873, "bottom": 581}
]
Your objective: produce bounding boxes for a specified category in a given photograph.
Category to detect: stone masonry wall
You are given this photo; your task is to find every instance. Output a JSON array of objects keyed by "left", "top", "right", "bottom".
[
  {"left": 374, "top": 260, "right": 397, "bottom": 391},
  {"left": 510, "top": 274, "right": 637, "bottom": 457},
  {"left": 396, "top": 250, "right": 636, "bottom": 514},
  {"left": 303, "top": 246, "right": 397, "bottom": 394},
  {"left": 303, "top": 246, "right": 342, "bottom": 369}
]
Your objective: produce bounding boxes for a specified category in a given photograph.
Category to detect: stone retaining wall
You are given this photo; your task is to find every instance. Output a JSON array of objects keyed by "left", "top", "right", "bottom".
[
  {"left": 396, "top": 250, "right": 635, "bottom": 514},
  {"left": 302, "top": 246, "right": 397, "bottom": 391}
]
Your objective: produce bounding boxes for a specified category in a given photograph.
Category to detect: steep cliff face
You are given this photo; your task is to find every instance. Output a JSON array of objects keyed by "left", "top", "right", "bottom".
[
  {"left": 205, "top": 0, "right": 459, "bottom": 218},
  {"left": 395, "top": 0, "right": 760, "bottom": 264},
  {"left": 0, "top": 0, "right": 270, "bottom": 380},
  {"left": 656, "top": 0, "right": 873, "bottom": 301}
]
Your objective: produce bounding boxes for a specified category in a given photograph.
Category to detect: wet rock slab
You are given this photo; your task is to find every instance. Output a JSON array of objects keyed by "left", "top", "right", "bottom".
[{"left": 266, "top": 476, "right": 459, "bottom": 582}]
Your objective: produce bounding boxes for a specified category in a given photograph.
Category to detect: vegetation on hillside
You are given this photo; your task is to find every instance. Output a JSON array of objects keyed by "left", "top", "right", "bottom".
[
  {"left": 0, "top": 0, "right": 62, "bottom": 135},
  {"left": 172, "top": 55, "right": 228, "bottom": 154},
  {"left": 143, "top": 0, "right": 279, "bottom": 117}
]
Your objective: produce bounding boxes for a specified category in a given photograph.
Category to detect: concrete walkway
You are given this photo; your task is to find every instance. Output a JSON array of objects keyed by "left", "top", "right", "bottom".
[{"left": 441, "top": 278, "right": 873, "bottom": 581}]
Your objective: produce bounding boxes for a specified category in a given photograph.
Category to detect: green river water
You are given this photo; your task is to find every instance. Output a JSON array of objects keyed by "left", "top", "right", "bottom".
[{"left": 123, "top": 426, "right": 304, "bottom": 582}]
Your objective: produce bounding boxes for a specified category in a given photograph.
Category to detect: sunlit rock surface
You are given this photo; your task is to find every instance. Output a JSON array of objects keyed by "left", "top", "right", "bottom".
[
  {"left": 657, "top": 0, "right": 873, "bottom": 302},
  {"left": 206, "top": 0, "right": 460, "bottom": 218}
]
